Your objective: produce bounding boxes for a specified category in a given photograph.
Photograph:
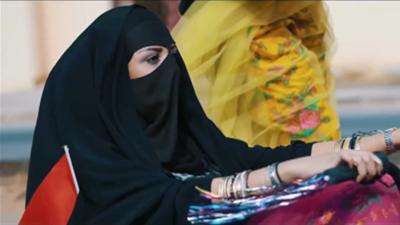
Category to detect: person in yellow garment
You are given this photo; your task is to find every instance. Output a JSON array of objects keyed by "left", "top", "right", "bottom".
[{"left": 173, "top": 1, "right": 340, "bottom": 148}]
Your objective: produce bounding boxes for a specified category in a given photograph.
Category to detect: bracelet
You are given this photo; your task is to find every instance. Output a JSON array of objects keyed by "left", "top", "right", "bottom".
[
  {"left": 352, "top": 127, "right": 398, "bottom": 152},
  {"left": 217, "top": 177, "right": 225, "bottom": 198},
  {"left": 217, "top": 170, "right": 251, "bottom": 199},
  {"left": 339, "top": 137, "right": 346, "bottom": 150},
  {"left": 384, "top": 128, "right": 397, "bottom": 153},
  {"left": 342, "top": 137, "right": 352, "bottom": 151},
  {"left": 333, "top": 139, "right": 341, "bottom": 153},
  {"left": 223, "top": 176, "right": 230, "bottom": 198},
  {"left": 349, "top": 135, "right": 357, "bottom": 150},
  {"left": 334, "top": 137, "right": 357, "bottom": 152},
  {"left": 234, "top": 173, "right": 239, "bottom": 198},
  {"left": 214, "top": 169, "right": 279, "bottom": 199},
  {"left": 222, "top": 176, "right": 227, "bottom": 198},
  {"left": 353, "top": 136, "right": 362, "bottom": 151},
  {"left": 267, "top": 162, "right": 283, "bottom": 187},
  {"left": 217, "top": 163, "right": 290, "bottom": 200},
  {"left": 228, "top": 175, "right": 235, "bottom": 198},
  {"left": 241, "top": 171, "right": 250, "bottom": 198}
]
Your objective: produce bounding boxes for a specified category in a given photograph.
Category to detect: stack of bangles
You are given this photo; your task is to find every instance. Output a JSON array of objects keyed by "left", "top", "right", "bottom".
[
  {"left": 208, "top": 128, "right": 398, "bottom": 200},
  {"left": 334, "top": 127, "right": 399, "bottom": 153},
  {"left": 215, "top": 163, "right": 284, "bottom": 200}
]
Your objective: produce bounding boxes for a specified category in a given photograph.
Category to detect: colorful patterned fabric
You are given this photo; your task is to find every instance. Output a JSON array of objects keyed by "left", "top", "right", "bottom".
[
  {"left": 173, "top": 1, "right": 340, "bottom": 148},
  {"left": 248, "top": 176, "right": 400, "bottom": 225},
  {"left": 248, "top": 9, "right": 340, "bottom": 146}
]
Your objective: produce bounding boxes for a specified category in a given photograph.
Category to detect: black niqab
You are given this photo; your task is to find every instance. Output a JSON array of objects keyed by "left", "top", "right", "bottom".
[
  {"left": 131, "top": 42, "right": 205, "bottom": 174},
  {"left": 26, "top": 5, "right": 312, "bottom": 225}
]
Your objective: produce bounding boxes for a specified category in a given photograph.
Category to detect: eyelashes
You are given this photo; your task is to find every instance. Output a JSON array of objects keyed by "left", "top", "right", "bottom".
[
  {"left": 135, "top": 45, "right": 173, "bottom": 66},
  {"left": 145, "top": 54, "right": 161, "bottom": 65},
  {"left": 140, "top": 47, "right": 164, "bottom": 65}
]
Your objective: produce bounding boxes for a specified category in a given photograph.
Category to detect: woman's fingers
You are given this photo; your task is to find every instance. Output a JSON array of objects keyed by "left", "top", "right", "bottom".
[
  {"left": 372, "top": 154, "right": 384, "bottom": 175},
  {"left": 364, "top": 153, "right": 384, "bottom": 180},
  {"left": 340, "top": 151, "right": 383, "bottom": 182},
  {"left": 354, "top": 156, "right": 367, "bottom": 182},
  {"left": 339, "top": 151, "right": 355, "bottom": 168},
  {"left": 362, "top": 154, "right": 377, "bottom": 180}
]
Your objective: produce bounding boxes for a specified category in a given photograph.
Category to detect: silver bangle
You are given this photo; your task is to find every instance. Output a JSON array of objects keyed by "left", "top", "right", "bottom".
[
  {"left": 240, "top": 171, "right": 249, "bottom": 198},
  {"left": 222, "top": 176, "right": 230, "bottom": 198},
  {"left": 384, "top": 128, "right": 397, "bottom": 153},
  {"left": 234, "top": 172, "right": 242, "bottom": 198},
  {"left": 267, "top": 162, "right": 283, "bottom": 187},
  {"left": 232, "top": 175, "right": 238, "bottom": 198},
  {"left": 354, "top": 136, "right": 362, "bottom": 151},
  {"left": 218, "top": 177, "right": 226, "bottom": 198},
  {"left": 219, "top": 171, "right": 251, "bottom": 199},
  {"left": 352, "top": 128, "right": 398, "bottom": 152},
  {"left": 226, "top": 175, "right": 234, "bottom": 198}
]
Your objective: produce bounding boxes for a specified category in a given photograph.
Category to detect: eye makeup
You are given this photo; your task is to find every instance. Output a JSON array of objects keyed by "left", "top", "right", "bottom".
[
  {"left": 134, "top": 46, "right": 166, "bottom": 65},
  {"left": 144, "top": 53, "right": 161, "bottom": 65}
]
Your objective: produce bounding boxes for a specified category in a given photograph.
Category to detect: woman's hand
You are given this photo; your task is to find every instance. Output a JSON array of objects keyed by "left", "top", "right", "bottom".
[
  {"left": 211, "top": 151, "right": 384, "bottom": 198},
  {"left": 338, "top": 150, "right": 383, "bottom": 182},
  {"left": 279, "top": 151, "right": 383, "bottom": 183}
]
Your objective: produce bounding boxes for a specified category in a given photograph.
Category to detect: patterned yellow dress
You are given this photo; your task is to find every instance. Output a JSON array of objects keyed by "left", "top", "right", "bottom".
[{"left": 173, "top": 1, "right": 340, "bottom": 148}]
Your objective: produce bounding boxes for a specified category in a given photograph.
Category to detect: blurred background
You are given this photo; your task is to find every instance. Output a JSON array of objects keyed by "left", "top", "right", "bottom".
[{"left": 1, "top": 1, "right": 399, "bottom": 224}]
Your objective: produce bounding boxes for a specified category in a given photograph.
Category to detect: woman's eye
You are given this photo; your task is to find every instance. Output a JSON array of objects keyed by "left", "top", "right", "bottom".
[{"left": 145, "top": 54, "right": 160, "bottom": 65}]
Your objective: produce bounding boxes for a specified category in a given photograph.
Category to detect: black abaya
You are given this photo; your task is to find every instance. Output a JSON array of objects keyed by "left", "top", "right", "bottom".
[{"left": 26, "top": 5, "right": 313, "bottom": 225}]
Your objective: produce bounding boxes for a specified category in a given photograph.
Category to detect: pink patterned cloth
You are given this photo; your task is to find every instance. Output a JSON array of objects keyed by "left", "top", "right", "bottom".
[{"left": 248, "top": 175, "right": 400, "bottom": 225}]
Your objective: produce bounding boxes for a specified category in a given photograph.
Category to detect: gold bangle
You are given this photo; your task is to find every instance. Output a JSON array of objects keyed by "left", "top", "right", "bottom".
[
  {"left": 333, "top": 139, "right": 341, "bottom": 152},
  {"left": 342, "top": 137, "right": 352, "bottom": 151},
  {"left": 195, "top": 186, "right": 220, "bottom": 198}
]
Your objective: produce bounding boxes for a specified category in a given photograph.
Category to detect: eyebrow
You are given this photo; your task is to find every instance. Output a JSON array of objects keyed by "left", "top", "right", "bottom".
[{"left": 136, "top": 47, "right": 163, "bottom": 54}]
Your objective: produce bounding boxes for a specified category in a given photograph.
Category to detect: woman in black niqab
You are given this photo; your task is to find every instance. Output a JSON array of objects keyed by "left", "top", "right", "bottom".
[{"left": 26, "top": 5, "right": 314, "bottom": 225}]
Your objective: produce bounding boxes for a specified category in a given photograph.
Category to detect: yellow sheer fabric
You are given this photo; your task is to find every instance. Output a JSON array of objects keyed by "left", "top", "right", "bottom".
[{"left": 172, "top": 1, "right": 340, "bottom": 148}]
